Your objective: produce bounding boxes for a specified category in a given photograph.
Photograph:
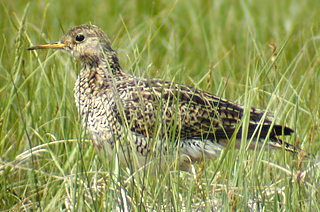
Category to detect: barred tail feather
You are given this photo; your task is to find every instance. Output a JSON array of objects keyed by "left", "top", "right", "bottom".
[{"left": 267, "top": 137, "right": 309, "bottom": 156}]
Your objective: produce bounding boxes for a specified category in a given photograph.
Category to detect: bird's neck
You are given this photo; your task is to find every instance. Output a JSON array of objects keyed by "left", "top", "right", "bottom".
[
  {"left": 100, "top": 50, "right": 124, "bottom": 76},
  {"left": 78, "top": 57, "right": 126, "bottom": 90},
  {"left": 82, "top": 50, "right": 124, "bottom": 77}
]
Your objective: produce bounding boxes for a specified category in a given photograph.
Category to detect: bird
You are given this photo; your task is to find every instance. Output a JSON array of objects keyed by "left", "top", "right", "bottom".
[{"left": 28, "top": 24, "right": 306, "bottom": 170}]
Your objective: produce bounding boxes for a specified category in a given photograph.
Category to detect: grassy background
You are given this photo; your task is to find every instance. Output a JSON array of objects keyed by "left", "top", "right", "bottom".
[{"left": 1, "top": 0, "right": 320, "bottom": 211}]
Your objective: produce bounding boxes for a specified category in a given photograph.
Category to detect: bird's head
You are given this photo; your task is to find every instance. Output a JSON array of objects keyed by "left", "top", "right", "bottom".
[{"left": 28, "top": 25, "right": 118, "bottom": 67}]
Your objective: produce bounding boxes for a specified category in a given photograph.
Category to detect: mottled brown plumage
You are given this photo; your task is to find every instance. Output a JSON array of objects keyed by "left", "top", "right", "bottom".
[{"left": 28, "top": 25, "right": 304, "bottom": 169}]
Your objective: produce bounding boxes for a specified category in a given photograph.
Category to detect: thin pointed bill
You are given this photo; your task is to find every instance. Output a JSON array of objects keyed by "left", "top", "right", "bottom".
[{"left": 28, "top": 42, "right": 67, "bottom": 50}]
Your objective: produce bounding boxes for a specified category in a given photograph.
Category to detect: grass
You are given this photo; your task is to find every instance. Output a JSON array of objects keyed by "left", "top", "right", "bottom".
[{"left": 1, "top": 0, "right": 320, "bottom": 211}]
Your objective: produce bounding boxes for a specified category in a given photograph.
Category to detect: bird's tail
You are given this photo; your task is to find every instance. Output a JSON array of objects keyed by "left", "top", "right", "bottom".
[{"left": 268, "top": 137, "right": 310, "bottom": 157}]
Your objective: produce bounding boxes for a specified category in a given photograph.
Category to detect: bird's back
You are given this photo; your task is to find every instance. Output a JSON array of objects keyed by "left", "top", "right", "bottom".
[{"left": 112, "top": 76, "right": 293, "bottom": 140}]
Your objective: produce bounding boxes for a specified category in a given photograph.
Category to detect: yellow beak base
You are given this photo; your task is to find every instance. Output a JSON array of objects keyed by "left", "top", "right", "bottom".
[{"left": 28, "top": 43, "right": 67, "bottom": 50}]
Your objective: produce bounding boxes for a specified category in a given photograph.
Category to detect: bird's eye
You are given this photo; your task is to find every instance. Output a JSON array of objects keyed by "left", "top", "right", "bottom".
[{"left": 75, "top": 34, "right": 85, "bottom": 42}]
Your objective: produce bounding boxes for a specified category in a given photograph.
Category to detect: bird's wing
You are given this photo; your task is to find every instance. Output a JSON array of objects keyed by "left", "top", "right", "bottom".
[{"left": 114, "top": 78, "right": 293, "bottom": 142}]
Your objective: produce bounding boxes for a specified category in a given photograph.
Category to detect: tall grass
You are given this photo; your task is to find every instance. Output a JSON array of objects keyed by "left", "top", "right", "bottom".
[{"left": 1, "top": 0, "right": 319, "bottom": 211}]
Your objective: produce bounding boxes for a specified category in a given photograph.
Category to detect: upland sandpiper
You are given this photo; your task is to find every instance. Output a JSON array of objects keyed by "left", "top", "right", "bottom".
[{"left": 28, "top": 25, "right": 306, "bottom": 170}]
